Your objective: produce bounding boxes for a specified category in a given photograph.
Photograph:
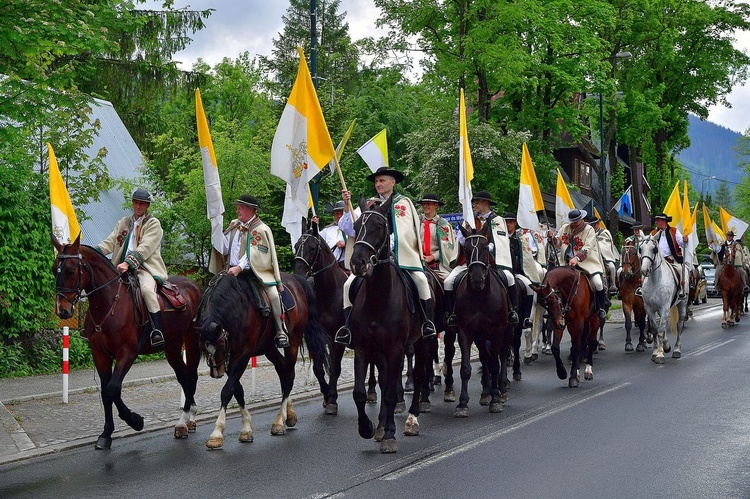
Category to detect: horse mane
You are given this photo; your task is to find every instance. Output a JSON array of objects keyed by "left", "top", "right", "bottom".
[
  {"left": 200, "top": 273, "right": 255, "bottom": 343},
  {"left": 77, "top": 244, "right": 118, "bottom": 272}
]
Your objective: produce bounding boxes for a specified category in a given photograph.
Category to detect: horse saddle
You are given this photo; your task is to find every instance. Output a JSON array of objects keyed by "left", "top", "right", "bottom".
[
  {"left": 454, "top": 267, "right": 507, "bottom": 290},
  {"left": 248, "top": 277, "right": 296, "bottom": 314},
  {"left": 347, "top": 261, "right": 416, "bottom": 314},
  {"left": 159, "top": 281, "right": 187, "bottom": 310}
]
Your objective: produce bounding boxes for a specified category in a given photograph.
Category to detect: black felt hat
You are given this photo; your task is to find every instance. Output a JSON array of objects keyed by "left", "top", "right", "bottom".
[
  {"left": 131, "top": 188, "right": 153, "bottom": 203},
  {"left": 419, "top": 193, "right": 445, "bottom": 206},
  {"left": 471, "top": 191, "right": 496, "bottom": 205},
  {"left": 366, "top": 166, "right": 404, "bottom": 183},
  {"left": 567, "top": 209, "right": 587, "bottom": 222},
  {"left": 235, "top": 194, "right": 260, "bottom": 209}
]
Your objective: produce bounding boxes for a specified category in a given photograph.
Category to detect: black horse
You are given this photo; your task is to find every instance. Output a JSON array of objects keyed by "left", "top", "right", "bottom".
[
  {"left": 198, "top": 272, "right": 330, "bottom": 448},
  {"left": 348, "top": 195, "right": 431, "bottom": 453}
]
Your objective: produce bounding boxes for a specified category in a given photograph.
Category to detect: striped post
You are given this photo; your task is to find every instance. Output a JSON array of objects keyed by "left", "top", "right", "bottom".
[
  {"left": 180, "top": 345, "right": 186, "bottom": 408},
  {"left": 62, "top": 326, "right": 69, "bottom": 404},
  {"left": 251, "top": 356, "right": 257, "bottom": 396}
]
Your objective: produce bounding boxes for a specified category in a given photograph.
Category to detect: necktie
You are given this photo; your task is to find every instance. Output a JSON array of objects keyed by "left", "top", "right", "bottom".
[{"left": 423, "top": 219, "right": 431, "bottom": 256}]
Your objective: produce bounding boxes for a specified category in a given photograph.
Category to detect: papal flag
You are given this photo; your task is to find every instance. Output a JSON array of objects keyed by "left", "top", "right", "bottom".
[
  {"left": 555, "top": 168, "right": 575, "bottom": 229},
  {"left": 517, "top": 142, "right": 544, "bottom": 230},
  {"left": 357, "top": 128, "right": 388, "bottom": 173},
  {"left": 719, "top": 206, "right": 748, "bottom": 240},
  {"left": 49, "top": 143, "right": 81, "bottom": 245},
  {"left": 196, "top": 89, "right": 225, "bottom": 255},
  {"left": 270, "top": 46, "right": 336, "bottom": 245},
  {"left": 662, "top": 181, "right": 682, "bottom": 229},
  {"left": 458, "top": 88, "right": 475, "bottom": 229},
  {"left": 703, "top": 204, "right": 724, "bottom": 248}
]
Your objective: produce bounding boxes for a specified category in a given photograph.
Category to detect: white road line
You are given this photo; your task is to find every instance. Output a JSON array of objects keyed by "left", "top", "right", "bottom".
[
  {"left": 684, "top": 338, "right": 736, "bottom": 357},
  {"left": 382, "top": 382, "right": 630, "bottom": 481}
]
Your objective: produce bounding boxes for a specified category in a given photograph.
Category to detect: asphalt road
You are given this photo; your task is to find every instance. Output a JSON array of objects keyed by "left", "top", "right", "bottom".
[{"left": 2, "top": 302, "right": 749, "bottom": 499}]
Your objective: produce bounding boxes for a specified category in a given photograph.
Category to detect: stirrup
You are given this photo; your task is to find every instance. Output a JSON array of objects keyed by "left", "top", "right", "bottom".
[
  {"left": 598, "top": 309, "right": 607, "bottom": 320},
  {"left": 275, "top": 331, "right": 290, "bottom": 349},
  {"left": 422, "top": 320, "right": 437, "bottom": 338},
  {"left": 446, "top": 314, "right": 458, "bottom": 327},
  {"left": 335, "top": 326, "right": 352, "bottom": 346},
  {"left": 508, "top": 309, "right": 519, "bottom": 325},
  {"left": 635, "top": 287, "right": 643, "bottom": 297},
  {"left": 522, "top": 317, "right": 533, "bottom": 329},
  {"left": 150, "top": 329, "right": 165, "bottom": 348}
]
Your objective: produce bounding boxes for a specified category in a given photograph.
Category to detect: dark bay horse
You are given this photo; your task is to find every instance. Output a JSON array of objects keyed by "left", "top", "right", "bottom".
[
  {"left": 52, "top": 236, "right": 203, "bottom": 450},
  {"left": 348, "top": 195, "right": 431, "bottom": 454},
  {"left": 293, "top": 226, "right": 348, "bottom": 414},
  {"left": 619, "top": 242, "right": 648, "bottom": 352},
  {"left": 198, "top": 271, "right": 330, "bottom": 448},
  {"left": 451, "top": 222, "right": 513, "bottom": 415},
  {"left": 531, "top": 266, "right": 600, "bottom": 387},
  {"left": 716, "top": 245, "right": 743, "bottom": 328}
]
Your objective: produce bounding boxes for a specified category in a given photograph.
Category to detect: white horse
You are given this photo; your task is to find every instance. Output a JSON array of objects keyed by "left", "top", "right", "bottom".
[{"left": 638, "top": 235, "right": 687, "bottom": 364}]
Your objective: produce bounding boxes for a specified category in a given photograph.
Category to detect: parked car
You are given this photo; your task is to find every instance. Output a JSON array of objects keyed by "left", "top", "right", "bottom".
[
  {"left": 701, "top": 262, "right": 718, "bottom": 297},
  {"left": 693, "top": 266, "right": 708, "bottom": 304}
]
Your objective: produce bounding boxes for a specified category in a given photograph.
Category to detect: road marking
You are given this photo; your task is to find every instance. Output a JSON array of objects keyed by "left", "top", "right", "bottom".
[
  {"left": 684, "top": 338, "right": 735, "bottom": 357},
  {"left": 381, "top": 382, "right": 630, "bottom": 480}
]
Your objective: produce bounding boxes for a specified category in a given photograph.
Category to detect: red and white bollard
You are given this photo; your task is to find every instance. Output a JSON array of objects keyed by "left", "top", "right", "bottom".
[
  {"left": 62, "top": 326, "right": 69, "bottom": 404},
  {"left": 250, "top": 356, "right": 257, "bottom": 397}
]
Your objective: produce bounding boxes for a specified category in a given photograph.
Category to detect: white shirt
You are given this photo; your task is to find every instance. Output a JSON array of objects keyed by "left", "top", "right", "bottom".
[
  {"left": 224, "top": 216, "right": 256, "bottom": 269},
  {"left": 126, "top": 216, "right": 142, "bottom": 254},
  {"left": 320, "top": 224, "right": 345, "bottom": 262},
  {"left": 658, "top": 227, "right": 684, "bottom": 259}
]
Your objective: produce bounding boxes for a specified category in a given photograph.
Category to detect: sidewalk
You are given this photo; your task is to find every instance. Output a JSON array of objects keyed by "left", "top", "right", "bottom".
[{"left": 0, "top": 303, "right": 638, "bottom": 466}]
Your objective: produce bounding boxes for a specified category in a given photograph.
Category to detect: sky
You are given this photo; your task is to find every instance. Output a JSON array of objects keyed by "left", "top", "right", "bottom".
[{"left": 154, "top": 0, "right": 750, "bottom": 134}]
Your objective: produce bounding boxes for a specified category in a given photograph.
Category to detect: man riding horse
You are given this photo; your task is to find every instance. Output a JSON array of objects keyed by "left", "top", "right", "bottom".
[
  {"left": 419, "top": 193, "right": 458, "bottom": 280},
  {"left": 588, "top": 213, "right": 619, "bottom": 294},
  {"left": 715, "top": 230, "right": 750, "bottom": 293},
  {"left": 636, "top": 213, "right": 688, "bottom": 298},
  {"left": 504, "top": 212, "right": 544, "bottom": 329},
  {"left": 444, "top": 191, "right": 521, "bottom": 326},
  {"left": 96, "top": 188, "right": 168, "bottom": 347},
  {"left": 547, "top": 209, "right": 608, "bottom": 321},
  {"left": 336, "top": 166, "right": 437, "bottom": 345}
]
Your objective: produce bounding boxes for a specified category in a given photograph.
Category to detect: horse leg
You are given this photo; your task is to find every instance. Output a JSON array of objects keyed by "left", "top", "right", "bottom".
[
  {"left": 405, "top": 339, "right": 429, "bottom": 436},
  {"left": 404, "top": 343, "right": 415, "bottom": 393},
  {"left": 106, "top": 354, "right": 143, "bottom": 445},
  {"left": 455, "top": 331, "right": 472, "bottom": 418},
  {"left": 380, "top": 349, "right": 403, "bottom": 453},
  {"left": 206, "top": 369, "right": 243, "bottom": 449},
  {"left": 568, "top": 323, "right": 581, "bottom": 388},
  {"left": 351, "top": 349, "right": 375, "bottom": 443},
  {"left": 477, "top": 345, "right": 493, "bottom": 406},
  {"left": 91, "top": 355, "right": 116, "bottom": 450},
  {"left": 165, "top": 341, "right": 200, "bottom": 438},
  {"left": 431, "top": 335, "right": 442, "bottom": 388},
  {"left": 551, "top": 326, "right": 568, "bottom": 381},
  {"left": 443, "top": 328, "right": 457, "bottom": 402},
  {"left": 597, "top": 321, "right": 606, "bottom": 351},
  {"left": 584, "top": 318, "right": 597, "bottom": 381},
  {"left": 671, "top": 306, "right": 683, "bottom": 359},
  {"left": 324, "top": 344, "right": 345, "bottom": 415},
  {"left": 367, "top": 362, "right": 378, "bottom": 404},
  {"left": 266, "top": 347, "right": 296, "bottom": 435},
  {"left": 419, "top": 338, "right": 433, "bottom": 413},
  {"left": 231, "top": 380, "right": 254, "bottom": 443},
  {"left": 492, "top": 342, "right": 507, "bottom": 412},
  {"left": 312, "top": 354, "right": 330, "bottom": 406},
  {"left": 635, "top": 307, "right": 647, "bottom": 352},
  {"left": 512, "top": 325, "right": 522, "bottom": 381},
  {"left": 652, "top": 310, "right": 667, "bottom": 364},
  {"left": 623, "top": 304, "right": 634, "bottom": 352}
]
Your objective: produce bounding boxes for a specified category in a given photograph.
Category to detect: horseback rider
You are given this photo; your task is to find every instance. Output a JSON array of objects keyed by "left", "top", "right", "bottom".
[
  {"left": 623, "top": 223, "right": 647, "bottom": 247},
  {"left": 336, "top": 166, "right": 437, "bottom": 345},
  {"left": 221, "top": 195, "right": 290, "bottom": 349},
  {"left": 97, "top": 188, "right": 168, "bottom": 347},
  {"left": 547, "top": 209, "right": 608, "bottom": 321},
  {"left": 715, "top": 230, "right": 750, "bottom": 292},
  {"left": 418, "top": 193, "right": 458, "bottom": 280},
  {"left": 636, "top": 212, "right": 688, "bottom": 298},
  {"left": 504, "top": 212, "right": 544, "bottom": 329},
  {"left": 588, "top": 213, "right": 619, "bottom": 294},
  {"left": 313, "top": 200, "right": 348, "bottom": 271},
  {"left": 444, "top": 191, "right": 521, "bottom": 326}
]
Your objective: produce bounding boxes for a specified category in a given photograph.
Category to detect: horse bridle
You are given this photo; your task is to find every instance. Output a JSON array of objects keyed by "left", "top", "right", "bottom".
[
  {"left": 537, "top": 269, "right": 582, "bottom": 328},
  {"left": 620, "top": 243, "right": 640, "bottom": 278},
  {"left": 54, "top": 251, "right": 123, "bottom": 307},
  {"left": 294, "top": 234, "right": 337, "bottom": 278},
  {"left": 464, "top": 233, "right": 490, "bottom": 284},
  {"left": 204, "top": 328, "right": 230, "bottom": 370},
  {"left": 639, "top": 236, "right": 662, "bottom": 278},
  {"left": 354, "top": 210, "right": 392, "bottom": 267}
]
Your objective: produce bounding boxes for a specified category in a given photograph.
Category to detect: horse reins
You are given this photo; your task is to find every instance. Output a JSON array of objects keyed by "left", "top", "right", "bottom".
[
  {"left": 354, "top": 210, "right": 392, "bottom": 267},
  {"left": 465, "top": 233, "right": 490, "bottom": 279},
  {"left": 294, "top": 234, "right": 337, "bottom": 278}
]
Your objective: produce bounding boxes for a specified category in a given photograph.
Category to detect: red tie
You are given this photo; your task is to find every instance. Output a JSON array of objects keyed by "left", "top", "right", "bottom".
[{"left": 423, "top": 219, "right": 431, "bottom": 256}]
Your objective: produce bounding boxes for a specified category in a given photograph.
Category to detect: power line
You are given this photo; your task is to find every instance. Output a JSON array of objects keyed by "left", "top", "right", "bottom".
[{"left": 683, "top": 167, "right": 742, "bottom": 186}]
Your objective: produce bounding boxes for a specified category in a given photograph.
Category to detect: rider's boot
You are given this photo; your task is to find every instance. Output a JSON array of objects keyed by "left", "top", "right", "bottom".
[
  {"left": 507, "top": 284, "right": 520, "bottom": 325},
  {"left": 521, "top": 293, "right": 534, "bottom": 329},
  {"left": 274, "top": 313, "right": 290, "bottom": 349},
  {"left": 420, "top": 299, "right": 437, "bottom": 338},
  {"left": 444, "top": 289, "right": 457, "bottom": 328},
  {"left": 595, "top": 289, "right": 608, "bottom": 321},
  {"left": 335, "top": 307, "right": 353, "bottom": 346},
  {"left": 148, "top": 311, "right": 165, "bottom": 348}
]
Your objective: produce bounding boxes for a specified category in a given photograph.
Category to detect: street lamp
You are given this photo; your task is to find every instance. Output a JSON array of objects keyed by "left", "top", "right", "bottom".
[
  {"left": 599, "top": 51, "right": 632, "bottom": 214},
  {"left": 701, "top": 175, "right": 717, "bottom": 201}
]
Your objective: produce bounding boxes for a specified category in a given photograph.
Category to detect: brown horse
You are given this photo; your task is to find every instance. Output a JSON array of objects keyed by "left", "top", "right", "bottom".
[
  {"left": 52, "top": 235, "right": 203, "bottom": 450},
  {"left": 531, "top": 266, "right": 600, "bottom": 387},
  {"left": 292, "top": 226, "right": 348, "bottom": 414},
  {"left": 618, "top": 242, "right": 648, "bottom": 352},
  {"left": 198, "top": 271, "right": 330, "bottom": 448},
  {"left": 716, "top": 245, "right": 743, "bottom": 328}
]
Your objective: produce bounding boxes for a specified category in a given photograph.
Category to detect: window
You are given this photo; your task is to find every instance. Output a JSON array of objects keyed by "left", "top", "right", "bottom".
[{"left": 576, "top": 159, "right": 592, "bottom": 189}]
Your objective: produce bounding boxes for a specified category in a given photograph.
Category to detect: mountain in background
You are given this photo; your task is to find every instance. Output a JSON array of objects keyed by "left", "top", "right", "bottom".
[{"left": 676, "top": 114, "right": 746, "bottom": 196}]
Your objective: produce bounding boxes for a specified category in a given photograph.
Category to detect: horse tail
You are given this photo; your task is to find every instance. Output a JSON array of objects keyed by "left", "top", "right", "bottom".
[{"left": 292, "top": 274, "right": 332, "bottom": 375}]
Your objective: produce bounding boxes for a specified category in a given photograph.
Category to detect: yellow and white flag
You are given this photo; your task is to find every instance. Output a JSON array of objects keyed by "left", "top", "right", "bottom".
[
  {"left": 196, "top": 89, "right": 225, "bottom": 254},
  {"left": 517, "top": 142, "right": 544, "bottom": 230},
  {"left": 270, "top": 46, "right": 336, "bottom": 245},
  {"left": 662, "top": 181, "right": 682, "bottom": 229},
  {"left": 719, "top": 206, "right": 748, "bottom": 240},
  {"left": 458, "top": 88, "right": 475, "bottom": 229},
  {"left": 681, "top": 181, "right": 692, "bottom": 237},
  {"left": 49, "top": 143, "right": 81, "bottom": 245},
  {"left": 356, "top": 128, "right": 388, "bottom": 173},
  {"left": 555, "top": 168, "right": 575, "bottom": 229},
  {"left": 328, "top": 119, "right": 356, "bottom": 175},
  {"left": 703, "top": 204, "right": 724, "bottom": 248}
]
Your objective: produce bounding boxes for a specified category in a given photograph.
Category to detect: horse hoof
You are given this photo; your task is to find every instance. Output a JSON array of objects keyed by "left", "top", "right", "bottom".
[
  {"left": 286, "top": 412, "right": 298, "bottom": 428},
  {"left": 404, "top": 378, "right": 414, "bottom": 393},
  {"left": 174, "top": 424, "right": 189, "bottom": 439},
  {"left": 419, "top": 401, "right": 431, "bottom": 413},
  {"left": 532, "top": 353, "right": 539, "bottom": 361},
  {"left": 568, "top": 378, "right": 579, "bottom": 388},
  {"left": 95, "top": 437, "right": 112, "bottom": 450},
  {"left": 729, "top": 321, "right": 736, "bottom": 327},
  {"left": 395, "top": 401, "right": 406, "bottom": 414},
  {"left": 722, "top": 323, "right": 728, "bottom": 329},
  {"left": 187, "top": 420, "right": 197, "bottom": 433},
  {"left": 271, "top": 424, "right": 286, "bottom": 435},
  {"left": 598, "top": 340, "right": 606, "bottom": 351},
  {"left": 324, "top": 403, "right": 338, "bottom": 415},
  {"left": 513, "top": 372, "right": 522, "bottom": 381},
  {"left": 404, "top": 419, "right": 420, "bottom": 436},
  {"left": 380, "top": 438, "right": 398, "bottom": 454},
  {"left": 584, "top": 372, "right": 593, "bottom": 381},
  {"left": 367, "top": 392, "right": 377, "bottom": 404},
  {"left": 374, "top": 425, "right": 385, "bottom": 442},
  {"left": 238, "top": 431, "right": 253, "bottom": 443},
  {"left": 206, "top": 436, "right": 223, "bottom": 449},
  {"left": 636, "top": 342, "right": 646, "bottom": 352},
  {"left": 433, "top": 375, "right": 442, "bottom": 385},
  {"left": 523, "top": 356, "right": 533, "bottom": 365},
  {"left": 654, "top": 356, "right": 665, "bottom": 365},
  {"left": 479, "top": 394, "right": 491, "bottom": 406},
  {"left": 664, "top": 345, "right": 672, "bottom": 354},
  {"left": 625, "top": 342, "right": 634, "bottom": 352},
  {"left": 444, "top": 390, "right": 456, "bottom": 402},
  {"left": 454, "top": 407, "right": 469, "bottom": 418},
  {"left": 129, "top": 414, "right": 144, "bottom": 432},
  {"left": 489, "top": 402, "right": 503, "bottom": 413},
  {"left": 672, "top": 350, "right": 682, "bottom": 359},
  {"left": 359, "top": 420, "right": 375, "bottom": 440},
  {"left": 737, "top": 316, "right": 741, "bottom": 323},
  {"left": 499, "top": 392, "right": 509, "bottom": 403},
  {"left": 557, "top": 367, "right": 568, "bottom": 380},
  {"left": 646, "top": 334, "right": 654, "bottom": 344}
]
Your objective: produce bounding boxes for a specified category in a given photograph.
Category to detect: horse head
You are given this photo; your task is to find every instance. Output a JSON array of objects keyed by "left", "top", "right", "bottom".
[
  {"left": 530, "top": 279, "right": 566, "bottom": 330},
  {"left": 460, "top": 222, "right": 490, "bottom": 290},
  {"left": 200, "top": 320, "right": 229, "bottom": 378},
  {"left": 620, "top": 243, "right": 640, "bottom": 279},
  {"left": 52, "top": 234, "right": 87, "bottom": 319},
  {"left": 350, "top": 194, "right": 392, "bottom": 277},
  {"left": 293, "top": 226, "right": 331, "bottom": 278},
  {"left": 638, "top": 236, "right": 659, "bottom": 278}
]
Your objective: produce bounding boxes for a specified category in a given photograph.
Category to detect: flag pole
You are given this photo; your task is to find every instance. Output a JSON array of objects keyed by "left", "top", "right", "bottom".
[{"left": 331, "top": 155, "right": 356, "bottom": 218}]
